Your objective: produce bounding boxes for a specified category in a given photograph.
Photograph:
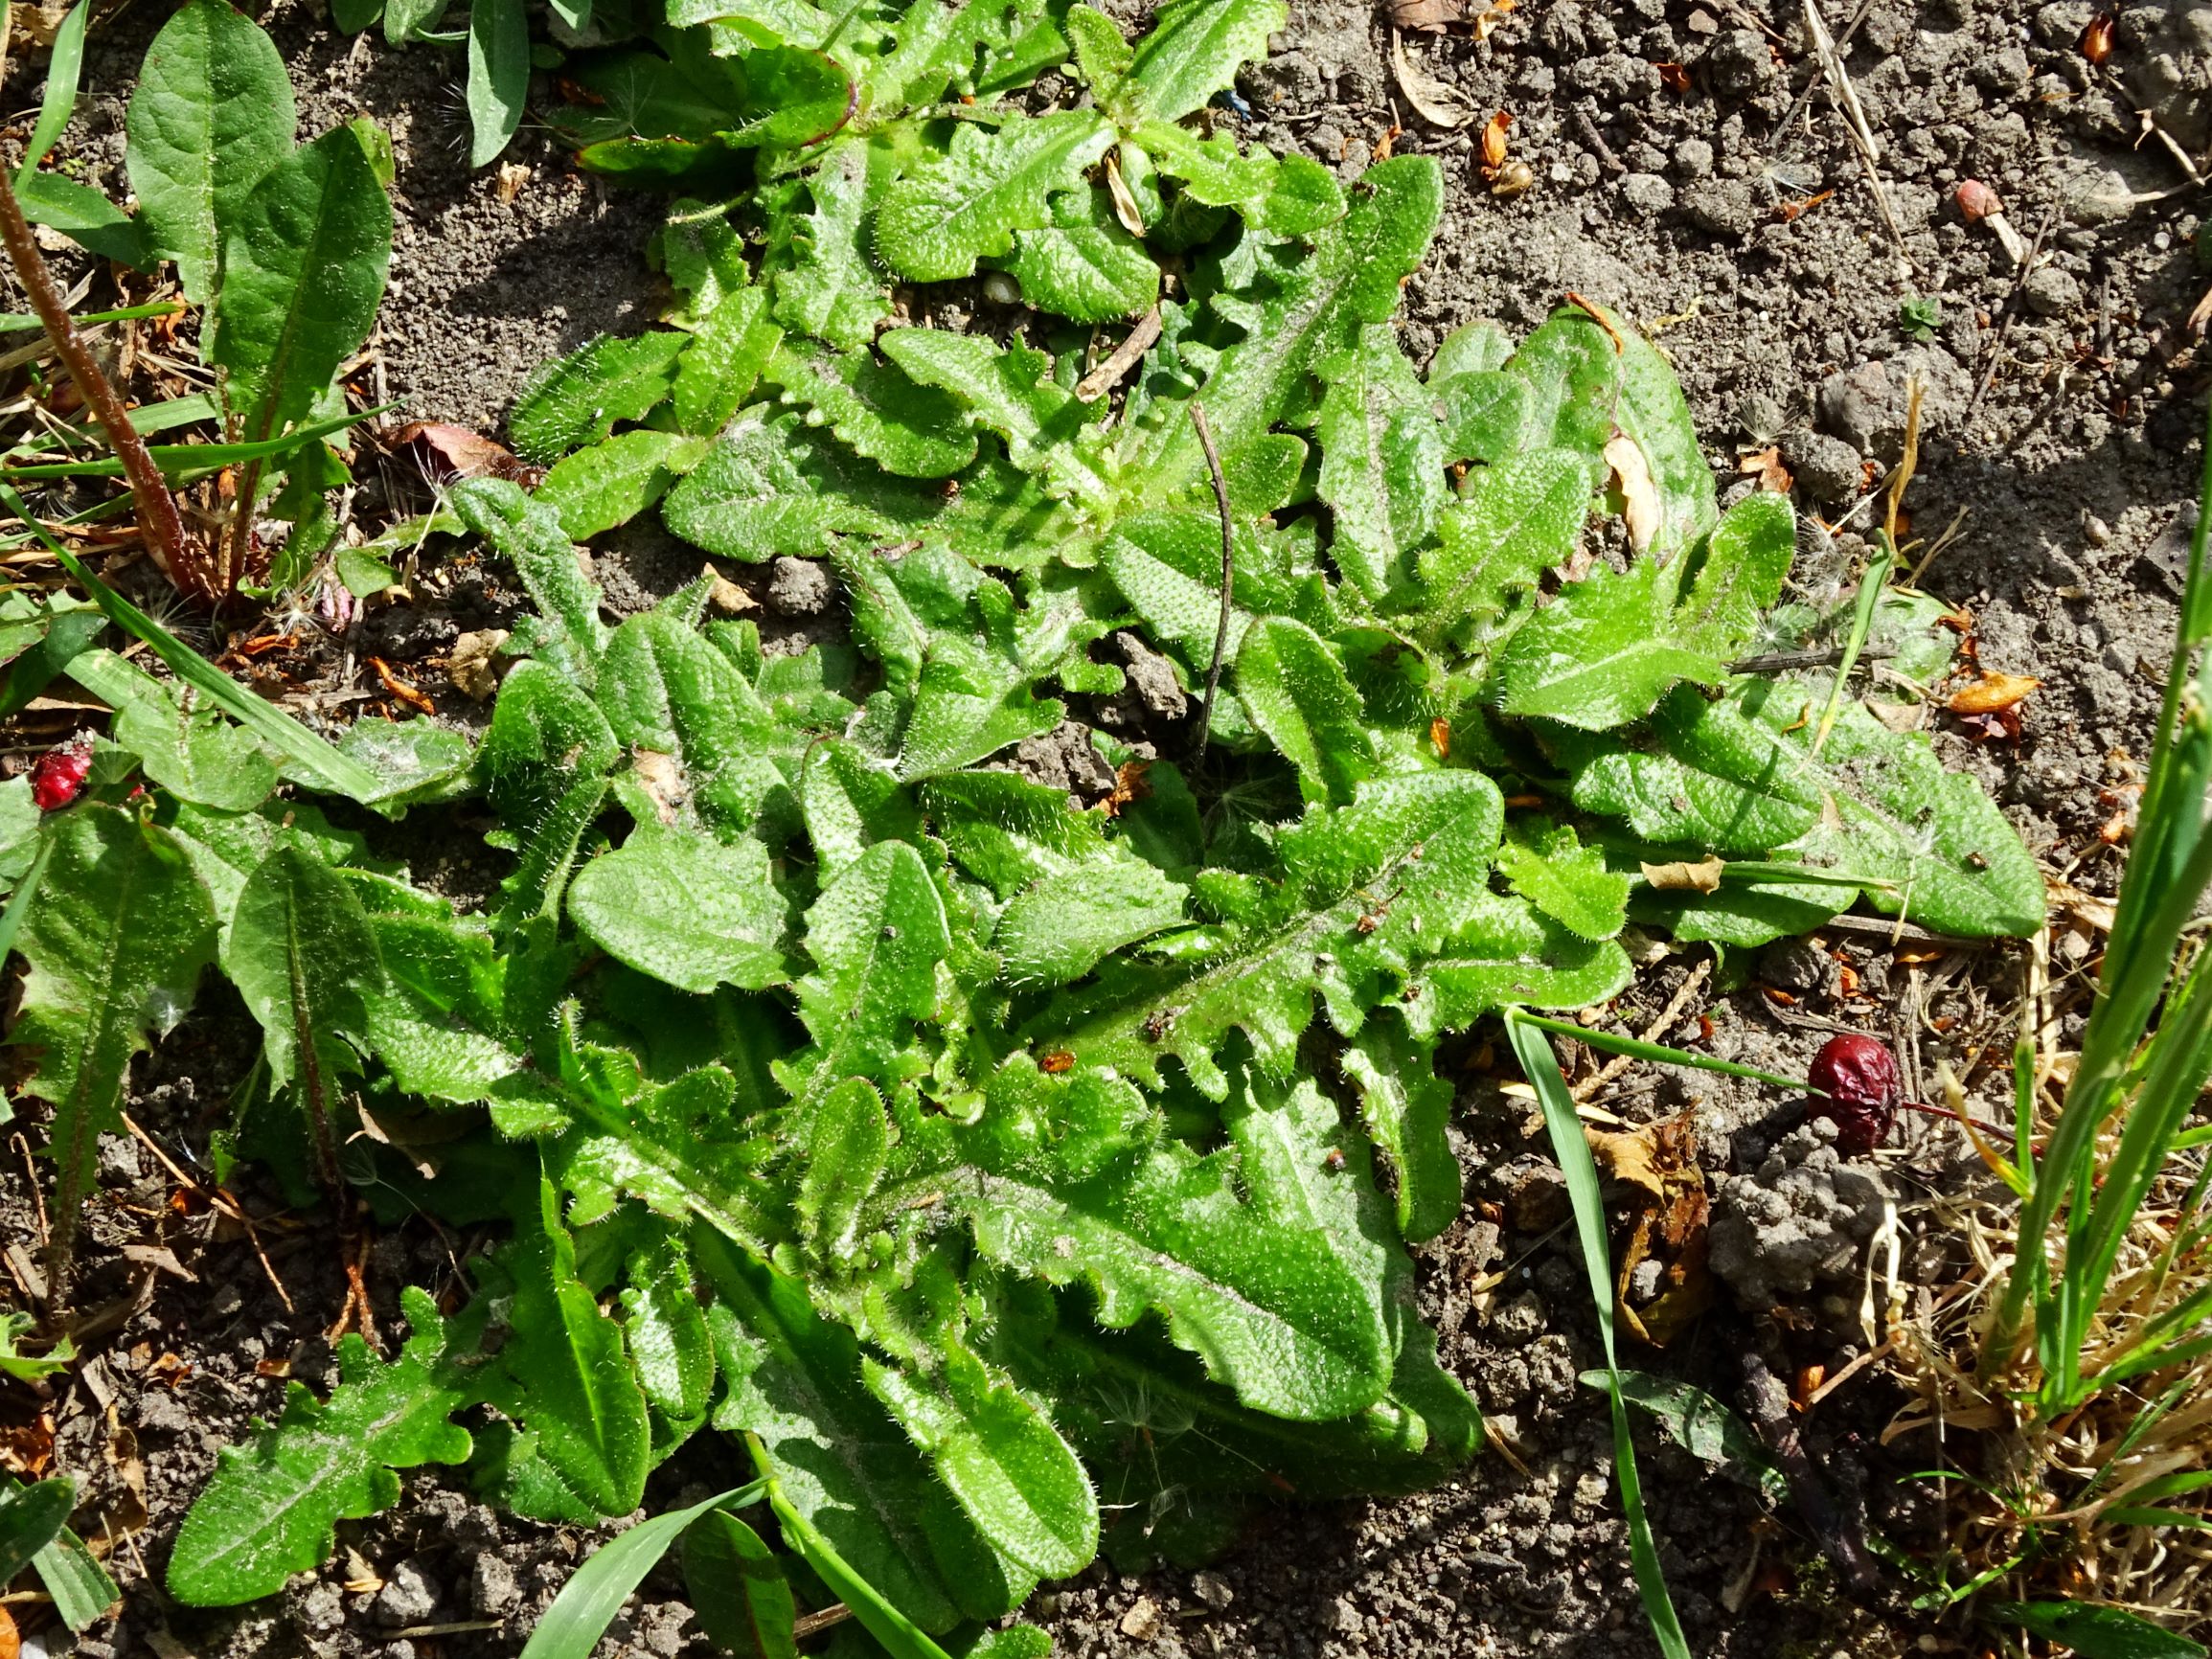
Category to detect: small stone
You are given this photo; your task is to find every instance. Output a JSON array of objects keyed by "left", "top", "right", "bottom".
[
  {"left": 1192, "top": 1571, "right": 1234, "bottom": 1611},
  {"left": 1620, "top": 171, "right": 1675, "bottom": 216},
  {"left": 1700, "top": 29, "right": 1776, "bottom": 98},
  {"left": 1120, "top": 1596, "right": 1164, "bottom": 1641},
  {"left": 372, "top": 1559, "right": 441, "bottom": 1629},
  {"left": 1507, "top": 1164, "right": 1570, "bottom": 1233},
  {"left": 1490, "top": 1289, "right": 1548, "bottom": 1342},
  {"left": 1680, "top": 176, "right": 1758, "bottom": 236},
  {"left": 96, "top": 1134, "right": 140, "bottom": 1186},
  {"left": 1672, "top": 136, "right": 1716, "bottom": 179},
  {"left": 981, "top": 270, "right": 1023, "bottom": 306},
  {"left": 1780, "top": 431, "right": 1863, "bottom": 504},
  {"left": 2084, "top": 511, "right": 2112, "bottom": 545},
  {"left": 766, "top": 556, "right": 832, "bottom": 617},
  {"left": 470, "top": 1556, "right": 520, "bottom": 1619},
  {"left": 2022, "top": 262, "right": 2083, "bottom": 317}
]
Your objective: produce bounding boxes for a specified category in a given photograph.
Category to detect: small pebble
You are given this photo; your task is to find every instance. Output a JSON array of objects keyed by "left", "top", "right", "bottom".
[{"left": 1120, "top": 1596, "right": 1164, "bottom": 1641}]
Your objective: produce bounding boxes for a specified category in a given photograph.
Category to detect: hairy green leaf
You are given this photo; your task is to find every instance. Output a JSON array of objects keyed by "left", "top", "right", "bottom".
[
  {"left": 1314, "top": 325, "right": 1441, "bottom": 603},
  {"left": 539, "top": 431, "right": 711, "bottom": 541},
  {"left": 1120, "top": 0, "right": 1285, "bottom": 123},
  {"left": 769, "top": 342, "right": 978, "bottom": 479},
  {"left": 167, "top": 1289, "right": 473, "bottom": 1605},
  {"left": 510, "top": 331, "right": 690, "bottom": 465},
  {"left": 477, "top": 1178, "right": 652, "bottom": 1519},
  {"left": 1340, "top": 1015, "right": 1460, "bottom": 1243},
  {"left": 467, "top": 0, "right": 529, "bottom": 165},
  {"left": 569, "top": 828, "right": 793, "bottom": 994},
  {"left": 876, "top": 110, "right": 1115, "bottom": 283},
  {"left": 11, "top": 807, "right": 216, "bottom": 1266}
]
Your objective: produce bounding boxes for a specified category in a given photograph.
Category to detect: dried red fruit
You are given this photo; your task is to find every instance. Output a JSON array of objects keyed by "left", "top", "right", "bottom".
[
  {"left": 31, "top": 738, "right": 94, "bottom": 811},
  {"left": 1806, "top": 1034, "right": 1901, "bottom": 1155},
  {"left": 1954, "top": 178, "right": 2002, "bottom": 222}
]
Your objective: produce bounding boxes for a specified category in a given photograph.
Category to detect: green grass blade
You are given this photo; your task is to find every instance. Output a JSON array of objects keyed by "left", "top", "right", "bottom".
[
  {"left": 1809, "top": 540, "right": 1891, "bottom": 759},
  {"left": 0, "top": 487, "right": 388, "bottom": 803},
  {"left": 0, "top": 831, "right": 57, "bottom": 966},
  {"left": 0, "top": 403, "right": 390, "bottom": 482},
  {"left": 1503, "top": 1009, "right": 1692, "bottom": 1659},
  {"left": 1504, "top": 1009, "right": 1807, "bottom": 1094},
  {"left": 747, "top": 1434, "right": 956, "bottom": 1659},
  {"left": 518, "top": 1482, "right": 766, "bottom": 1659},
  {"left": 19, "top": 2, "right": 90, "bottom": 179},
  {"left": 0, "top": 300, "right": 182, "bottom": 334}
]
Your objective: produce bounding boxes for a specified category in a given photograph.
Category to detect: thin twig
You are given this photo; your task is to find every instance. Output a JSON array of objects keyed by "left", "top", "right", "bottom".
[
  {"left": 1803, "top": 0, "right": 1881, "bottom": 161},
  {"left": 1188, "top": 400, "right": 1233, "bottom": 761},
  {"left": 1775, "top": 0, "right": 1878, "bottom": 142},
  {"left": 1572, "top": 104, "right": 1623, "bottom": 175},
  {"left": 1074, "top": 303, "right": 1163, "bottom": 402},
  {"left": 1963, "top": 204, "right": 2058, "bottom": 430}
]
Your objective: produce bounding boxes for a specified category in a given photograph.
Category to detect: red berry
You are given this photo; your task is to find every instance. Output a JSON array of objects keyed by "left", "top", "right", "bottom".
[
  {"left": 30, "top": 739, "right": 93, "bottom": 812},
  {"left": 1806, "top": 1034, "right": 1901, "bottom": 1155}
]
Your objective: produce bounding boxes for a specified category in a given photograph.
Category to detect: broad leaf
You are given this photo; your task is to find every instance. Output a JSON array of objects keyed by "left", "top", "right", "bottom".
[
  {"left": 1120, "top": 0, "right": 1285, "bottom": 123},
  {"left": 1314, "top": 324, "right": 1442, "bottom": 603},
  {"left": 685, "top": 1510, "right": 798, "bottom": 1659},
  {"left": 124, "top": 0, "right": 295, "bottom": 308},
  {"left": 167, "top": 1290, "right": 473, "bottom": 1604},
  {"left": 510, "top": 331, "right": 690, "bottom": 464},
  {"left": 11, "top": 808, "right": 217, "bottom": 1260},
  {"left": 876, "top": 110, "right": 1116, "bottom": 283},
  {"left": 467, "top": 0, "right": 529, "bottom": 166},
  {"left": 211, "top": 127, "right": 392, "bottom": 443},
  {"left": 568, "top": 828, "right": 793, "bottom": 994}
]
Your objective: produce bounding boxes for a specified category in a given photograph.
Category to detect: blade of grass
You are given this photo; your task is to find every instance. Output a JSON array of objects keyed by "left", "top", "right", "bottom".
[
  {"left": 0, "top": 485, "right": 387, "bottom": 803},
  {"left": 1986, "top": 398, "right": 2212, "bottom": 1379},
  {"left": 1808, "top": 539, "right": 1893, "bottom": 760},
  {"left": 1503, "top": 1009, "right": 1810, "bottom": 1094},
  {"left": 0, "top": 830, "right": 57, "bottom": 965},
  {"left": 0, "top": 403, "right": 390, "bottom": 482},
  {"left": 18, "top": 1, "right": 89, "bottom": 181},
  {"left": 1503, "top": 1008, "right": 1691, "bottom": 1659},
  {"left": 518, "top": 1482, "right": 767, "bottom": 1659},
  {"left": 0, "top": 300, "right": 183, "bottom": 334},
  {"left": 745, "top": 1433, "right": 955, "bottom": 1659}
]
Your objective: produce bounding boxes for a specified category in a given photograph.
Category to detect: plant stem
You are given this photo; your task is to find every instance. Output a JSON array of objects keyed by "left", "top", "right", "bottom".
[{"left": 0, "top": 165, "right": 196, "bottom": 595}]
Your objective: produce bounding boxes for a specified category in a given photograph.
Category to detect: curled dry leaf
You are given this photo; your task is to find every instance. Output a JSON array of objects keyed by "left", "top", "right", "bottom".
[
  {"left": 1604, "top": 430, "right": 1661, "bottom": 551},
  {"left": 393, "top": 421, "right": 543, "bottom": 489},
  {"left": 1389, "top": 30, "right": 1474, "bottom": 128},
  {"left": 0, "top": 1602, "right": 16, "bottom": 1659},
  {"left": 1640, "top": 855, "right": 1725, "bottom": 894},
  {"left": 1478, "top": 108, "right": 1512, "bottom": 171},
  {"left": 1655, "top": 61, "right": 1692, "bottom": 93},
  {"left": 1947, "top": 670, "right": 2040, "bottom": 715},
  {"left": 1388, "top": 0, "right": 1466, "bottom": 29},
  {"left": 2078, "top": 11, "right": 2114, "bottom": 63},
  {"left": 1587, "top": 1114, "right": 1712, "bottom": 1348},
  {"left": 1738, "top": 445, "right": 1792, "bottom": 494},
  {"left": 446, "top": 628, "right": 511, "bottom": 701},
  {"left": 1104, "top": 148, "right": 1147, "bottom": 236},
  {"left": 495, "top": 162, "right": 532, "bottom": 204},
  {"left": 703, "top": 564, "right": 757, "bottom": 615}
]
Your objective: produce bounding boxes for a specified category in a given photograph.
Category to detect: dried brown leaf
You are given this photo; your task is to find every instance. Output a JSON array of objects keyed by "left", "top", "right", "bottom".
[
  {"left": 447, "top": 628, "right": 510, "bottom": 701},
  {"left": 1605, "top": 430, "right": 1661, "bottom": 551},
  {"left": 1479, "top": 108, "right": 1512, "bottom": 170},
  {"left": 1390, "top": 30, "right": 1474, "bottom": 128},
  {"left": 1388, "top": 0, "right": 1464, "bottom": 29},
  {"left": 1947, "top": 671, "right": 2040, "bottom": 715},
  {"left": 1640, "top": 855, "right": 1725, "bottom": 894}
]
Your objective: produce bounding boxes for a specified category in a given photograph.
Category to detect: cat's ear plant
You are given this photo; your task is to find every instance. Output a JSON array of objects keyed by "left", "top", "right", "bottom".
[
  {"left": 0, "top": 0, "right": 393, "bottom": 600},
  {"left": 0, "top": 2, "right": 2055, "bottom": 1652}
]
